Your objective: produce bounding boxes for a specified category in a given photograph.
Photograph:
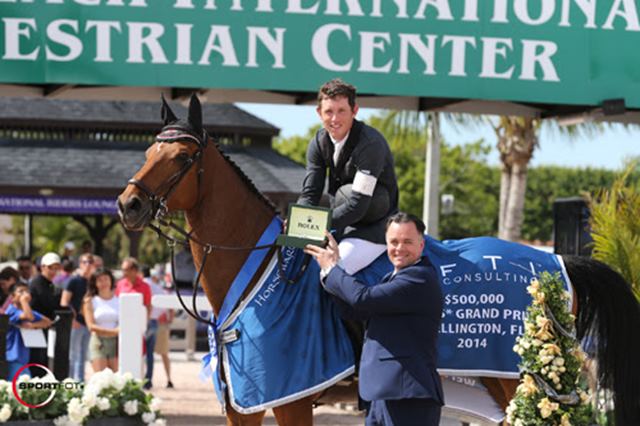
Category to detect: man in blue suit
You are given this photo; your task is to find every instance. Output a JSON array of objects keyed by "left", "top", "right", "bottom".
[{"left": 305, "top": 212, "right": 444, "bottom": 426}]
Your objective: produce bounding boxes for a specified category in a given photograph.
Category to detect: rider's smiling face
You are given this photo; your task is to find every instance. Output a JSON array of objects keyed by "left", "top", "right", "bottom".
[{"left": 317, "top": 95, "right": 359, "bottom": 142}]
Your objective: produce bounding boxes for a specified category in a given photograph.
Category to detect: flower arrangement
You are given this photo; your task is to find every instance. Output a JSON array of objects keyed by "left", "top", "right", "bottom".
[
  {"left": 0, "top": 369, "right": 164, "bottom": 426},
  {"left": 507, "top": 271, "right": 593, "bottom": 426}
]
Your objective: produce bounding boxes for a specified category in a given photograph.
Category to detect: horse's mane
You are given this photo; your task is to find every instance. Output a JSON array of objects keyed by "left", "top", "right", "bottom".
[
  {"left": 563, "top": 255, "right": 640, "bottom": 425},
  {"left": 212, "top": 140, "right": 278, "bottom": 214}
]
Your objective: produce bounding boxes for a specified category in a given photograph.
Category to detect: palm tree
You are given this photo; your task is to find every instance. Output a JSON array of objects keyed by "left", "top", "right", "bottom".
[
  {"left": 587, "top": 165, "right": 640, "bottom": 301},
  {"left": 378, "top": 111, "right": 605, "bottom": 241},
  {"left": 493, "top": 116, "right": 540, "bottom": 241}
]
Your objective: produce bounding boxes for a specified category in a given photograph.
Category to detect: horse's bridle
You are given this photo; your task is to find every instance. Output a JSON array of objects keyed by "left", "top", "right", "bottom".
[
  {"left": 127, "top": 126, "right": 207, "bottom": 221},
  {"left": 126, "top": 126, "right": 311, "bottom": 328}
]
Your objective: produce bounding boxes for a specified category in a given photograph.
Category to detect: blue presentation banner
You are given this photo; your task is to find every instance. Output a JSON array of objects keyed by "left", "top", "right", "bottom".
[{"left": 424, "top": 236, "right": 570, "bottom": 378}]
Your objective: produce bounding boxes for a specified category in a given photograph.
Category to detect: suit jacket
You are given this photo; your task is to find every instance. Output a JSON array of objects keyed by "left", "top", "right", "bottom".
[
  {"left": 297, "top": 120, "right": 398, "bottom": 244},
  {"left": 324, "top": 257, "right": 444, "bottom": 403}
]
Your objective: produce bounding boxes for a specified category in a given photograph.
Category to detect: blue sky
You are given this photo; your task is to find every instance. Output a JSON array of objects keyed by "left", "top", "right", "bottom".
[{"left": 237, "top": 103, "right": 638, "bottom": 170}]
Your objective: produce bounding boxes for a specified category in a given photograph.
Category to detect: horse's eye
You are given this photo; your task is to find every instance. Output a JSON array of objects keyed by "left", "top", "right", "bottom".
[{"left": 176, "top": 152, "right": 190, "bottom": 163}]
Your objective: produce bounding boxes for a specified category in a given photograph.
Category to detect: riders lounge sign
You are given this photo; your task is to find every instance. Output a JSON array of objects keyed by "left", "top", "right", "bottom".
[{"left": 0, "top": 1, "right": 638, "bottom": 108}]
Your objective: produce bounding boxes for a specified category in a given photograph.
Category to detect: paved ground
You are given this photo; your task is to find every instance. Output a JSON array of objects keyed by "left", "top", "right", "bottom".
[{"left": 86, "top": 352, "right": 472, "bottom": 425}]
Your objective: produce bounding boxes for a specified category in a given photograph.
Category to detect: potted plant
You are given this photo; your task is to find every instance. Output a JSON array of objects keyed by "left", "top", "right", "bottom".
[{"left": 0, "top": 369, "right": 164, "bottom": 426}]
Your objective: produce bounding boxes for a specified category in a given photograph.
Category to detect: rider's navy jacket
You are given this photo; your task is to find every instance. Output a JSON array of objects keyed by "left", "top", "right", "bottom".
[
  {"left": 323, "top": 257, "right": 444, "bottom": 403},
  {"left": 297, "top": 120, "right": 399, "bottom": 244}
]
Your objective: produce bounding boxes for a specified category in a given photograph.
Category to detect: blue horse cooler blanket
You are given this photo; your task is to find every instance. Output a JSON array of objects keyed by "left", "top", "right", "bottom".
[
  {"left": 425, "top": 236, "right": 571, "bottom": 378},
  {"left": 203, "top": 230, "right": 571, "bottom": 412},
  {"left": 203, "top": 245, "right": 355, "bottom": 414}
]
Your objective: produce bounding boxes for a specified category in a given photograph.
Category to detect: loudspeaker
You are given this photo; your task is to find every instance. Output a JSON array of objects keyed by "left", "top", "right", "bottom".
[{"left": 553, "top": 197, "right": 593, "bottom": 256}]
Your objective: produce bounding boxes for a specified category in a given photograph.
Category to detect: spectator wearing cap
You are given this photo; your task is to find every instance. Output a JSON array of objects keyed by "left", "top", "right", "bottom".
[
  {"left": 28, "top": 252, "right": 62, "bottom": 375},
  {"left": 60, "top": 253, "right": 95, "bottom": 381}
]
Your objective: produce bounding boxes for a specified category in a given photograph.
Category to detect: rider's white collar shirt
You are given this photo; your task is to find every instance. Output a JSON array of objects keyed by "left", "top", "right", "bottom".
[{"left": 329, "top": 132, "right": 350, "bottom": 165}]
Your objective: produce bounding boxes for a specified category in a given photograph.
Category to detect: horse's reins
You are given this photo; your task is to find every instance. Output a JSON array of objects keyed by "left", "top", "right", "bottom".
[{"left": 126, "top": 126, "right": 310, "bottom": 327}]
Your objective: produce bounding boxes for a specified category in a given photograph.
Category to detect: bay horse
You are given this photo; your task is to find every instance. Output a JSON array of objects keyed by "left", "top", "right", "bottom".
[{"left": 118, "top": 95, "right": 640, "bottom": 426}]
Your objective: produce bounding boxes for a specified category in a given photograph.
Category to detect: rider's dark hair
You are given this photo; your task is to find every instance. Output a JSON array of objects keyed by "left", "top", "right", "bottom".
[
  {"left": 386, "top": 212, "right": 426, "bottom": 235},
  {"left": 317, "top": 78, "right": 357, "bottom": 110}
]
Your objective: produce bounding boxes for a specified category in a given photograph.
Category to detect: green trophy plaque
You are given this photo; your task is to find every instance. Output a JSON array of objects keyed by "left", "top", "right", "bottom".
[{"left": 276, "top": 204, "right": 332, "bottom": 248}]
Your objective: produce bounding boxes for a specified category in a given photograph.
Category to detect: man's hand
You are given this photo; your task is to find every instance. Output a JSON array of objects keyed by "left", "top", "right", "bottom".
[
  {"left": 304, "top": 231, "right": 340, "bottom": 270},
  {"left": 19, "top": 292, "right": 32, "bottom": 306}
]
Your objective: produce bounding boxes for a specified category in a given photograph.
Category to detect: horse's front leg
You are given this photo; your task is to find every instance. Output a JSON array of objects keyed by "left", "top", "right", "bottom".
[
  {"left": 225, "top": 402, "right": 266, "bottom": 426},
  {"left": 271, "top": 394, "right": 316, "bottom": 426}
]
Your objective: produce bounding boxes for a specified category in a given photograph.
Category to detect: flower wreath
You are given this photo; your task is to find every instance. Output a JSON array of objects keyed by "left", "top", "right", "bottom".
[{"left": 506, "top": 271, "right": 593, "bottom": 426}]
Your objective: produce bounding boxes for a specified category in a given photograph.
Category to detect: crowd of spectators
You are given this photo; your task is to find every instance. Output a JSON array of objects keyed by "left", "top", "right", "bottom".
[{"left": 0, "top": 242, "right": 174, "bottom": 389}]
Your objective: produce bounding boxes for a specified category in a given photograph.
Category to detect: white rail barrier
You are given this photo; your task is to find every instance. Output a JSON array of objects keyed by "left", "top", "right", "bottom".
[
  {"left": 118, "top": 293, "right": 145, "bottom": 379},
  {"left": 117, "top": 293, "right": 213, "bottom": 377}
]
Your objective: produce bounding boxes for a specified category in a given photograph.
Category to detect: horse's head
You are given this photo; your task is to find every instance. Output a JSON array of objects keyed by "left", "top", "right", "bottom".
[{"left": 118, "top": 94, "right": 207, "bottom": 231}]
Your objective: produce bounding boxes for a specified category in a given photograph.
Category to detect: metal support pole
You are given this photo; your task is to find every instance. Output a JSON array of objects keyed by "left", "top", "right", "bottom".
[
  {"left": 185, "top": 316, "right": 196, "bottom": 361},
  {"left": 24, "top": 214, "right": 33, "bottom": 257},
  {"left": 423, "top": 112, "right": 441, "bottom": 238},
  {"left": 0, "top": 314, "right": 8, "bottom": 380},
  {"left": 49, "top": 310, "right": 73, "bottom": 380}
]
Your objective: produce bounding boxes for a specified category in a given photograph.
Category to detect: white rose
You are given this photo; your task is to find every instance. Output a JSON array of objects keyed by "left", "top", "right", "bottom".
[
  {"left": 86, "top": 375, "right": 107, "bottom": 394},
  {"left": 142, "top": 411, "right": 156, "bottom": 424},
  {"left": 113, "top": 374, "right": 126, "bottom": 391},
  {"left": 82, "top": 390, "right": 98, "bottom": 409},
  {"left": 0, "top": 404, "right": 12, "bottom": 422},
  {"left": 150, "top": 398, "right": 162, "bottom": 411},
  {"left": 151, "top": 419, "right": 167, "bottom": 426},
  {"left": 124, "top": 400, "right": 139, "bottom": 416},
  {"left": 67, "top": 398, "right": 90, "bottom": 424},
  {"left": 97, "top": 397, "right": 111, "bottom": 411}
]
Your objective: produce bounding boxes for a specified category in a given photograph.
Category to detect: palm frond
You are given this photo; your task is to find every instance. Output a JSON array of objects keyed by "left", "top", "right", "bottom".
[{"left": 588, "top": 164, "right": 640, "bottom": 300}]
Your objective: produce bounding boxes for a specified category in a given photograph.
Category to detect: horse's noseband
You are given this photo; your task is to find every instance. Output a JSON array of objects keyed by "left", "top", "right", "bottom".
[{"left": 127, "top": 127, "right": 207, "bottom": 221}]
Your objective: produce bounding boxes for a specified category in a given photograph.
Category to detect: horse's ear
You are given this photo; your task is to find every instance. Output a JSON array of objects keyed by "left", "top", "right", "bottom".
[
  {"left": 188, "top": 93, "right": 203, "bottom": 137},
  {"left": 161, "top": 94, "right": 178, "bottom": 125}
]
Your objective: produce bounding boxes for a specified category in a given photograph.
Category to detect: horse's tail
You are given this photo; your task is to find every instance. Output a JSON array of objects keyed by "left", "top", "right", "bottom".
[{"left": 563, "top": 255, "right": 640, "bottom": 426}]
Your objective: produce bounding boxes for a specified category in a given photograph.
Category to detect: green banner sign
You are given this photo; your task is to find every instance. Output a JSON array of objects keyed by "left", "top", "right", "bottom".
[{"left": 1, "top": 1, "right": 639, "bottom": 108}]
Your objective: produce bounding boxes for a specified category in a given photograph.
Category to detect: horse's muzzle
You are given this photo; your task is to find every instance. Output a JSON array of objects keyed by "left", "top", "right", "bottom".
[{"left": 117, "top": 193, "right": 152, "bottom": 231}]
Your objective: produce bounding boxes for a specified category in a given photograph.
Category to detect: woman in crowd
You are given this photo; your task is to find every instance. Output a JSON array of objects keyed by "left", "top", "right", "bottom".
[{"left": 83, "top": 269, "right": 119, "bottom": 372}]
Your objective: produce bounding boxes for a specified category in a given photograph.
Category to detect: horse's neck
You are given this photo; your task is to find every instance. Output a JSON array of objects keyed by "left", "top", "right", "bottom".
[{"left": 185, "top": 144, "right": 275, "bottom": 316}]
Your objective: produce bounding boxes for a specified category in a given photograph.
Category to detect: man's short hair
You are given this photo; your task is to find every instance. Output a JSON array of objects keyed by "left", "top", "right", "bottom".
[
  {"left": 317, "top": 78, "right": 357, "bottom": 109},
  {"left": 122, "top": 257, "right": 139, "bottom": 271},
  {"left": 17, "top": 255, "right": 31, "bottom": 263},
  {"left": 386, "top": 212, "right": 426, "bottom": 235}
]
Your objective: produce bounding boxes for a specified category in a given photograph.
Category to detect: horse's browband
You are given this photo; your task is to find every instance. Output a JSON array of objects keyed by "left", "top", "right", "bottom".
[{"left": 156, "top": 127, "right": 204, "bottom": 146}]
